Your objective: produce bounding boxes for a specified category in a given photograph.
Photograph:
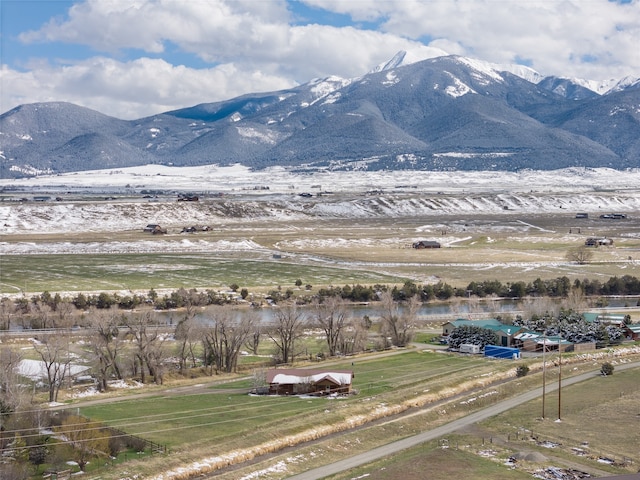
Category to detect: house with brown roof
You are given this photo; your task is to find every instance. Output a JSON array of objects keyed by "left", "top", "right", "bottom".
[{"left": 265, "top": 368, "right": 354, "bottom": 396}]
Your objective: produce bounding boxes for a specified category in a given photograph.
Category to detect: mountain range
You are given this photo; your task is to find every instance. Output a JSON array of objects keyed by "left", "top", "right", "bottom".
[{"left": 1, "top": 51, "right": 639, "bottom": 178}]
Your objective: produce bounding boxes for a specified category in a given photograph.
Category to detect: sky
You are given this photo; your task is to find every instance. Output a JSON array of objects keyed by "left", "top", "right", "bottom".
[{"left": 1, "top": 0, "right": 638, "bottom": 120}]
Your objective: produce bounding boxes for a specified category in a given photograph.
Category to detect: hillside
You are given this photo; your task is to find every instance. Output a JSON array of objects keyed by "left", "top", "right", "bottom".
[
  {"left": 2, "top": 166, "right": 640, "bottom": 241},
  {"left": 1, "top": 53, "right": 638, "bottom": 178}
]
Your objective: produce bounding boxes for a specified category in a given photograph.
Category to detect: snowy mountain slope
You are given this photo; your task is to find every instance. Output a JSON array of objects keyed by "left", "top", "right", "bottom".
[
  {"left": 372, "top": 48, "right": 638, "bottom": 96},
  {"left": 1, "top": 52, "right": 639, "bottom": 178}
]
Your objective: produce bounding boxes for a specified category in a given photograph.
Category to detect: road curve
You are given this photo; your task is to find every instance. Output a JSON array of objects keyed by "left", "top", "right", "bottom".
[{"left": 285, "top": 362, "right": 640, "bottom": 480}]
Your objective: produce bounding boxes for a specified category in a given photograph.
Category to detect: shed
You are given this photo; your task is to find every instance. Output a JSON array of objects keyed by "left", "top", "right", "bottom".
[
  {"left": 518, "top": 335, "right": 573, "bottom": 353},
  {"left": 623, "top": 324, "right": 640, "bottom": 341},
  {"left": 266, "top": 368, "right": 353, "bottom": 396},
  {"left": 583, "top": 313, "right": 627, "bottom": 326}
]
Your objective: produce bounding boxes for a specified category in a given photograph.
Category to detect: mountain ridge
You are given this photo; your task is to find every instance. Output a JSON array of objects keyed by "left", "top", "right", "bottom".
[{"left": 1, "top": 52, "right": 638, "bottom": 178}]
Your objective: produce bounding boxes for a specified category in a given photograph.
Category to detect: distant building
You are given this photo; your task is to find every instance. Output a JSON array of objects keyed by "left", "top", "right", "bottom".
[
  {"left": 585, "top": 237, "right": 613, "bottom": 247},
  {"left": 441, "top": 318, "right": 504, "bottom": 336},
  {"left": 412, "top": 240, "right": 441, "bottom": 249}
]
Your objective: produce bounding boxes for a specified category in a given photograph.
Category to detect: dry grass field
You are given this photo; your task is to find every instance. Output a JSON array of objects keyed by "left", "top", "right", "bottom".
[
  {"left": 319, "top": 364, "right": 640, "bottom": 480},
  {"left": 2, "top": 202, "right": 640, "bottom": 295}
]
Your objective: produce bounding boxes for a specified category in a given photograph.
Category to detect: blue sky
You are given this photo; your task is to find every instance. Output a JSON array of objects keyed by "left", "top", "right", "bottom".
[{"left": 1, "top": 0, "right": 638, "bottom": 119}]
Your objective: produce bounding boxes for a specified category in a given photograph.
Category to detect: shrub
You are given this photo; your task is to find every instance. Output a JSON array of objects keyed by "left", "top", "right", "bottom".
[
  {"left": 600, "top": 362, "right": 614, "bottom": 376},
  {"left": 108, "top": 435, "right": 125, "bottom": 457},
  {"left": 124, "top": 436, "right": 147, "bottom": 453},
  {"left": 515, "top": 364, "right": 530, "bottom": 377}
]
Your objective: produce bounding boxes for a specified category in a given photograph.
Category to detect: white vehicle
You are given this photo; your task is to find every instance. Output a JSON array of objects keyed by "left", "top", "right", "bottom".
[{"left": 459, "top": 343, "right": 480, "bottom": 354}]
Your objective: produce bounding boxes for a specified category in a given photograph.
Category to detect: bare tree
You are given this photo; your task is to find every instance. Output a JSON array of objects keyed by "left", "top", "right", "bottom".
[
  {"left": 336, "top": 317, "right": 368, "bottom": 355},
  {"left": 87, "top": 307, "right": 124, "bottom": 391},
  {"left": 175, "top": 315, "right": 200, "bottom": 374},
  {"left": 174, "top": 291, "right": 205, "bottom": 374},
  {"left": 562, "top": 287, "right": 588, "bottom": 313},
  {"left": 566, "top": 246, "right": 594, "bottom": 265},
  {"left": 33, "top": 332, "right": 72, "bottom": 402},
  {"left": 0, "top": 297, "right": 15, "bottom": 330},
  {"left": 53, "top": 300, "right": 75, "bottom": 329},
  {"left": 244, "top": 325, "right": 262, "bottom": 356},
  {"left": 0, "top": 346, "right": 27, "bottom": 415},
  {"left": 267, "top": 302, "right": 306, "bottom": 364},
  {"left": 125, "top": 311, "right": 167, "bottom": 385},
  {"left": 378, "top": 291, "right": 418, "bottom": 347},
  {"left": 518, "top": 296, "right": 560, "bottom": 319},
  {"left": 312, "top": 297, "right": 348, "bottom": 357},
  {"left": 30, "top": 302, "right": 52, "bottom": 330},
  {"left": 202, "top": 307, "right": 256, "bottom": 374}
]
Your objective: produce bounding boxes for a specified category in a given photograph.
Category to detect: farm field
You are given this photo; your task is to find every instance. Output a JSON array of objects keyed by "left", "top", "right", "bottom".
[
  {"left": 321, "top": 363, "right": 640, "bottom": 480},
  {"left": 72, "top": 347, "right": 640, "bottom": 480},
  {"left": 2, "top": 200, "right": 640, "bottom": 295},
  {"left": 80, "top": 352, "right": 491, "bottom": 448},
  {"left": 0, "top": 252, "right": 406, "bottom": 294}
]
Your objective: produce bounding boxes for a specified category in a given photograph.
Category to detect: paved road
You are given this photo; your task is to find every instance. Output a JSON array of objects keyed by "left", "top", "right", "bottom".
[{"left": 285, "top": 362, "right": 640, "bottom": 480}]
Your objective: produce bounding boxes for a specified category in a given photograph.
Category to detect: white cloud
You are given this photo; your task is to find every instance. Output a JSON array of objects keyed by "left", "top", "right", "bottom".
[
  {"left": 4, "top": 0, "right": 639, "bottom": 119},
  {"left": 20, "top": 0, "right": 292, "bottom": 56},
  {"left": 5, "top": 1, "right": 426, "bottom": 118},
  {"left": 304, "top": 0, "right": 640, "bottom": 80},
  {"left": 1, "top": 58, "right": 296, "bottom": 120}
]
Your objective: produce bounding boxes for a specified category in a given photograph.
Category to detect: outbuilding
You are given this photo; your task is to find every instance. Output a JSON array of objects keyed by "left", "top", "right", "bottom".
[
  {"left": 265, "top": 368, "right": 353, "bottom": 396},
  {"left": 412, "top": 240, "right": 441, "bottom": 249}
]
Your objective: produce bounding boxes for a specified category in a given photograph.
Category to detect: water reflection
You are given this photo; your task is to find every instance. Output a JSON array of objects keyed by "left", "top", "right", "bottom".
[{"left": 157, "top": 297, "right": 636, "bottom": 326}]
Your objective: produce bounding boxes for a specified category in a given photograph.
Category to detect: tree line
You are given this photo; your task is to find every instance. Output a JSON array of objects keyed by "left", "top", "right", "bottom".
[{"left": 2, "top": 273, "right": 640, "bottom": 331}]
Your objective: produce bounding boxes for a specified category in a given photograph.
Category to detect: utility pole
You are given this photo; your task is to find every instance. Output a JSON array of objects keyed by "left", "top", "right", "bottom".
[
  {"left": 541, "top": 335, "right": 546, "bottom": 419},
  {"left": 557, "top": 347, "right": 562, "bottom": 422}
]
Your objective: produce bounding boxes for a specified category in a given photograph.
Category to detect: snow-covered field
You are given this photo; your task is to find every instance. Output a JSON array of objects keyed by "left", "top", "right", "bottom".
[
  {"left": 2, "top": 165, "right": 640, "bottom": 239},
  {"left": 3, "top": 164, "right": 640, "bottom": 194}
]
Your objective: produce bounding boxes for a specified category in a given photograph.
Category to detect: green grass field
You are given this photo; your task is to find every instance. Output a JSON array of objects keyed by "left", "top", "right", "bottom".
[
  {"left": 0, "top": 253, "right": 407, "bottom": 294},
  {"left": 52, "top": 344, "right": 640, "bottom": 480},
  {"left": 3, "top": 209, "right": 640, "bottom": 296},
  {"left": 80, "top": 352, "right": 493, "bottom": 448}
]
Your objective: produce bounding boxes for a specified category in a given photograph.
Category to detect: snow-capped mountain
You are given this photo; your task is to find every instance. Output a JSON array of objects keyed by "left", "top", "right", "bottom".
[
  {"left": 372, "top": 48, "right": 637, "bottom": 96},
  {"left": 1, "top": 51, "right": 638, "bottom": 178}
]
